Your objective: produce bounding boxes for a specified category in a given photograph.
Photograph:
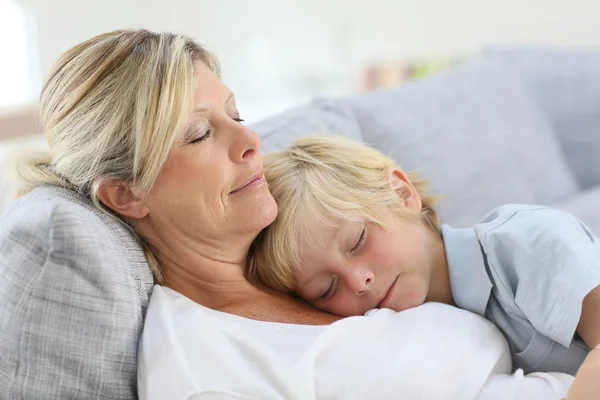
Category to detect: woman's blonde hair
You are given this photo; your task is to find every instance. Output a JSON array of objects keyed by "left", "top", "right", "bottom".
[
  {"left": 248, "top": 135, "right": 440, "bottom": 293},
  {"left": 11, "top": 28, "right": 218, "bottom": 282}
]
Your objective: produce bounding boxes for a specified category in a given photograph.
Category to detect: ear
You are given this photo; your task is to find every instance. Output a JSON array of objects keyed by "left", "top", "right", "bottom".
[
  {"left": 387, "top": 168, "right": 422, "bottom": 213},
  {"left": 97, "top": 181, "right": 150, "bottom": 219}
]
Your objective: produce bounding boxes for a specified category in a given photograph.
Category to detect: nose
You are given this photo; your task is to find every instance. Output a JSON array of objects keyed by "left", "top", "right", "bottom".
[
  {"left": 228, "top": 121, "right": 260, "bottom": 163},
  {"left": 346, "top": 267, "right": 374, "bottom": 296}
]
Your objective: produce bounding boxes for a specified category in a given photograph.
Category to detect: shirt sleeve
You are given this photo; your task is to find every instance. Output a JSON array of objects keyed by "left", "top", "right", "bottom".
[{"left": 478, "top": 206, "right": 600, "bottom": 347}]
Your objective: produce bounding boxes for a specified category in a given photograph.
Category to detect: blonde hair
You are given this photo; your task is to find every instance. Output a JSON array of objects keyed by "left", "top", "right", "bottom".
[
  {"left": 11, "top": 28, "right": 218, "bottom": 282},
  {"left": 248, "top": 135, "right": 440, "bottom": 293}
]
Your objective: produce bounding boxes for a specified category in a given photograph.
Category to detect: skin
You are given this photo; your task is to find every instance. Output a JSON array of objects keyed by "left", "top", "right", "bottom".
[
  {"left": 577, "top": 287, "right": 600, "bottom": 350},
  {"left": 292, "top": 167, "right": 600, "bottom": 395},
  {"left": 97, "top": 61, "right": 338, "bottom": 325},
  {"left": 95, "top": 60, "right": 598, "bottom": 397},
  {"left": 295, "top": 168, "right": 453, "bottom": 317},
  {"left": 294, "top": 168, "right": 600, "bottom": 355},
  {"left": 566, "top": 345, "right": 600, "bottom": 400}
]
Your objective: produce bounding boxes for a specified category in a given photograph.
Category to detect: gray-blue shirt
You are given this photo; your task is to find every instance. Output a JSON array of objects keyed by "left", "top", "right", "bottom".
[{"left": 442, "top": 204, "right": 600, "bottom": 376}]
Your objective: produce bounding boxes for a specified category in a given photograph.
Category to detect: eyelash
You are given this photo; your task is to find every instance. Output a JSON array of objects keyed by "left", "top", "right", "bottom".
[
  {"left": 191, "top": 131, "right": 211, "bottom": 144},
  {"left": 351, "top": 226, "right": 367, "bottom": 254},
  {"left": 190, "top": 116, "right": 245, "bottom": 144},
  {"left": 319, "top": 276, "right": 338, "bottom": 300},
  {"left": 317, "top": 226, "right": 366, "bottom": 301}
]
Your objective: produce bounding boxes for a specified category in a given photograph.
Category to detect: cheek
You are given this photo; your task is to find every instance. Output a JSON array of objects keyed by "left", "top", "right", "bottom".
[
  {"left": 146, "top": 151, "right": 230, "bottom": 225},
  {"left": 328, "top": 293, "right": 366, "bottom": 317},
  {"left": 395, "top": 275, "right": 429, "bottom": 310},
  {"left": 368, "top": 232, "right": 399, "bottom": 267},
  {"left": 381, "top": 230, "right": 426, "bottom": 267},
  {"left": 159, "top": 151, "right": 226, "bottom": 201}
]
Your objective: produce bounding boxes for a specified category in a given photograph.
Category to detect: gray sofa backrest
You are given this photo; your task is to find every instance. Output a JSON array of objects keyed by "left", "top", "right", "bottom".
[
  {"left": 0, "top": 185, "right": 153, "bottom": 399},
  {"left": 254, "top": 57, "right": 580, "bottom": 227},
  {"left": 485, "top": 47, "right": 600, "bottom": 189}
]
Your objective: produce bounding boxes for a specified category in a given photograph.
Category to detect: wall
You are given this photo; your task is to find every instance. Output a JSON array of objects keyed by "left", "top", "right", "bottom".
[{"left": 8, "top": 0, "right": 600, "bottom": 122}]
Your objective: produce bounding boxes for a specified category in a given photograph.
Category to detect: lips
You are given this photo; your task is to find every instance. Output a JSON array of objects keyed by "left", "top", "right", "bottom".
[
  {"left": 377, "top": 276, "right": 399, "bottom": 309},
  {"left": 230, "top": 170, "right": 264, "bottom": 194}
]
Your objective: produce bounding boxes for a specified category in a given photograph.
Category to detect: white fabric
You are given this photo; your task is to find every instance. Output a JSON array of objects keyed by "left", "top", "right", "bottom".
[{"left": 138, "top": 285, "right": 573, "bottom": 400}]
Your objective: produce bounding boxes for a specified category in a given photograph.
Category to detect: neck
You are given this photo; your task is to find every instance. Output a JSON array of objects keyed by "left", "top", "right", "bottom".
[
  {"left": 162, "top": 251, "right": 260, "bottom": 310},
  {"left": 136, "top": 215, "right": 261, "bottom": 310},
  {"left": 425, "top": 231, "right": 454, "bottom": 306},
  {"left": 134, "top": 216, "right": 340, "bottom": 325},
  {"left": 160, "top": 250, "right": 339, "bottom": 324}
]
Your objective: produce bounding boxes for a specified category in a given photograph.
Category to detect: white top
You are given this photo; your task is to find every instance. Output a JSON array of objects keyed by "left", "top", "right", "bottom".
[{"left": 138, "top": 285, "right": 573, "bottom": 400}]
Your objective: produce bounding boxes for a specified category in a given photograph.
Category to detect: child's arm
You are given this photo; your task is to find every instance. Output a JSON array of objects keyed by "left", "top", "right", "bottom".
[
  {"left": 565, "top": 345, "right": 600, "bottom": 400},
  {"left": 578, "top": 287, "right": 600, "bottom": 349}
]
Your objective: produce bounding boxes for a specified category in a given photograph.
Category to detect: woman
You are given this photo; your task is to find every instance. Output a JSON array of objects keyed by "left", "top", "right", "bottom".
[{"left": 10, "top": 28, "right": 597, "bottom": 399}]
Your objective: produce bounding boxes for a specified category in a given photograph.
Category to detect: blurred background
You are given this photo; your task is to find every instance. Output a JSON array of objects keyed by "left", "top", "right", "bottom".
[{"left": 1, "top": 0, "right": 600, "bottom": 135}]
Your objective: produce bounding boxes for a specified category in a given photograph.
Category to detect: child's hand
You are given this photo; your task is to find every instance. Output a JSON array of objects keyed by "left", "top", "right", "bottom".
[{"left": 565, "top": 345, "right": 600, "bottom": 400}]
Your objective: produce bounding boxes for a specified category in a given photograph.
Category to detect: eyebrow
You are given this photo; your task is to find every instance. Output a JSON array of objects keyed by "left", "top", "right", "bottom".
[{"left": 191, "top": 92, "right": 235, "bottom": 114}]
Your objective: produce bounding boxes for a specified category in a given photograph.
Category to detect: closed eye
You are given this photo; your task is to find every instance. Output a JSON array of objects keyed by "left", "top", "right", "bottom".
[
  {"left": 318, "top": 276, "right": 338, "bottom": 301},
  {"left": 351, "top": 226, "right": 367, "bottom": 254},
  {"left": 190, "top": 116, "right": 243, "bottom": 144},
  {"left": 191, "top": 130, "right": 211, "bottom": 144}
]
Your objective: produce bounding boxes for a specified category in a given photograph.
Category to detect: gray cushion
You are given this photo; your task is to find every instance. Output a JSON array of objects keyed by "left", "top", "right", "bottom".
[
  {"left": 485, "top": 47, "right": 600, "bottom": 189},
  {"left": 251, "top": 98, "right": 363, "bottom": 153},
  {"left": 0, "top": 185, "right": 153, "bottom": 399},
  {"left": 553, "top": 187, "right": 600, "bottom": 236},
  {"left": 338, "top": 58, "right": 579, "bottom": 226}
]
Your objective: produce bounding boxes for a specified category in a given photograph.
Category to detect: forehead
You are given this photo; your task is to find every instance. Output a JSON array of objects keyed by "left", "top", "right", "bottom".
[
  {"left": 299, "top": 217, "right": 338, "bottom": 257},
  {"left": 297, "top": 212, "right": 359, "bottom": 263},
  {"left": 192, "top": 61, "right": 232, "bottom": 107},
  {"left": 295, "top": 215, "right": 362, "bottom": 288}
]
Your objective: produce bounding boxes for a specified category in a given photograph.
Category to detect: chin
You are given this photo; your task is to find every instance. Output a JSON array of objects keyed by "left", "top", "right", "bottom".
[
  {"left": 395, "top": 291, "right": 428, "bottom": 312},
  {"left": 258, "top": 196, "right": 279, "bottom": 228},
  {"left": 238, "top": 193, "right": 278, "bottom": 234}
]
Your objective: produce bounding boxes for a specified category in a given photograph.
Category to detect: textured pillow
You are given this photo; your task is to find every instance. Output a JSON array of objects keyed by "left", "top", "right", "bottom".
[
  {"left": 0, "top": 185, "right": 153, "bottom": 400},
  {"left": 485, "top": 47, "right": 600, "bottom": 189},
  {"left": 251, "top": 98, "right": 363, "bottom": 154},
  {"left": 339, "top": 58, "right": 579, "bottom": 226}
]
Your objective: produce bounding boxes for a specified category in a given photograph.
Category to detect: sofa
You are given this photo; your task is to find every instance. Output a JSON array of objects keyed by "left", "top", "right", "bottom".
[{"left": 1, "top": 48, "right": 599, "bottom": 399}]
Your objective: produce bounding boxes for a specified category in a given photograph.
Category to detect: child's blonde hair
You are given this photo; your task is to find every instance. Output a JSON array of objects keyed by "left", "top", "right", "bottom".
[{"left": 248, "top": 135, "right": 440, "bottom": 293}]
